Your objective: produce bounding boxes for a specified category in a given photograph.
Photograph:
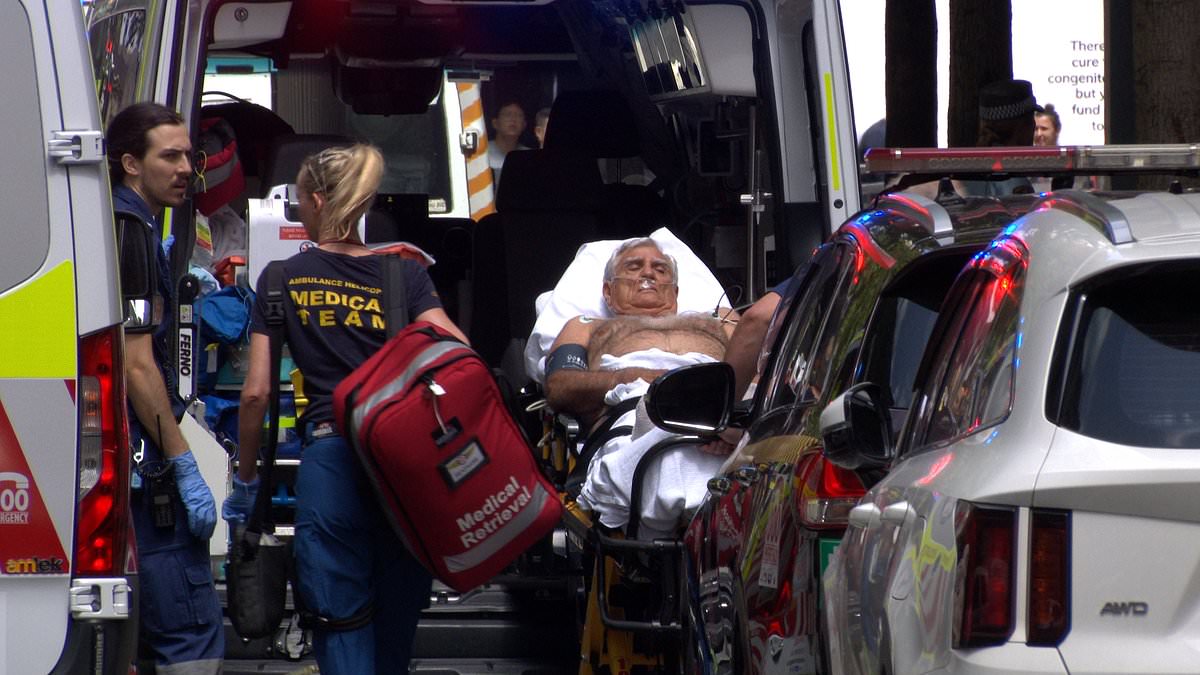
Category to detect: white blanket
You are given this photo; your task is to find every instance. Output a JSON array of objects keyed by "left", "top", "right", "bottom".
[{"left": 577, "top": 349, "right": 726, "bottom": 540}]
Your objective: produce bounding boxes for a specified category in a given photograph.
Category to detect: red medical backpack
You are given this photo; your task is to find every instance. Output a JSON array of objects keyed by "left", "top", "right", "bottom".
[{"left": 332, "top": 322, "right": 562, "bottom": 591}]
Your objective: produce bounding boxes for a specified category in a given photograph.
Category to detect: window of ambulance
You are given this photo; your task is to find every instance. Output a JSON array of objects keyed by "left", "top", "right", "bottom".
[
  {"left": 263, "top": 57, "right": 454, "bottom": 213},
  {"left": 906, "top": 240, "right": 1026, "bottom": 451},
  {"left": 0, "top": 0, "right": 50, "bottom": 292},
  {"left": 202, "top": 57, "right": 273, "bottom": 108},
  {"left": 87, "top": 7, "right": 154, "bottom": 127},
  {"left": 1054, "top": 264, "right": 1200, "bottom": 449}
]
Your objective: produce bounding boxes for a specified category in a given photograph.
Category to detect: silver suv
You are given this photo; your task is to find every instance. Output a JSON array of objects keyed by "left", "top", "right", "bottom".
[{"left": 823, "top": 158, "right": 1200, "bottom": 674}]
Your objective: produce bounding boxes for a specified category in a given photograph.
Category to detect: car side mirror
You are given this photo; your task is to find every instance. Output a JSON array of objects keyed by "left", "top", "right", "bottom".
[
  {"left": 819, "top": 382, "right": 893, "bottom": 470},
  {"left": 114, "top": 212, "right": 160, "bottom": 330},
  {"left": 644, "top": 362, "right": 735, "bottom": 436}
]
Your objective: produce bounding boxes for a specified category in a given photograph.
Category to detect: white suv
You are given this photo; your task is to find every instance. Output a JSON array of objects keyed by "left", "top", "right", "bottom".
[{"left": 822, "top": 184, "right": 1200, "bottom": 674}]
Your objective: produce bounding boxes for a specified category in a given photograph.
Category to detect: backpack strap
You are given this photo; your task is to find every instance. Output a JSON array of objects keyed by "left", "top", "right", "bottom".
[
  {"left": 381, "top": 254, "right": 408, "bottom": 338},
  {"left": 246, "top": 261, "right": 286, "bottom": 537}
]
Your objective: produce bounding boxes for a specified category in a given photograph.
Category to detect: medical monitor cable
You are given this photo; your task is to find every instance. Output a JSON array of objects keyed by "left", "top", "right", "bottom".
[{"left": 712, "top": 285, "right": 743, "bottom": 324}]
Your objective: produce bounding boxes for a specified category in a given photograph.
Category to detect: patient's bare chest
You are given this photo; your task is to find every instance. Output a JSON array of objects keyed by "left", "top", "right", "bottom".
[{"left": 589, "top": 315, "right": 727, "bottom": 363}]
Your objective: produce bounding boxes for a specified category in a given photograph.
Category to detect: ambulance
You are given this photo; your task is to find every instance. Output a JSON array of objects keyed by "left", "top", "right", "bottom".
[
  {"left": 1, "top": 1, "right": 142, "bottom": 672},
  {"left": 82, "top": 0, "right": 861, "bottom": 669}
]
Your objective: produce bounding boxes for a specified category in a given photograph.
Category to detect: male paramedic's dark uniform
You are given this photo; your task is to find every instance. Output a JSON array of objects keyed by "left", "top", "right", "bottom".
[
  {"left": 248, "top": 248, "right": 440, "bottom": 674},
  {"left": 114, "top": 184, "right": 224, "bottom": 671}
]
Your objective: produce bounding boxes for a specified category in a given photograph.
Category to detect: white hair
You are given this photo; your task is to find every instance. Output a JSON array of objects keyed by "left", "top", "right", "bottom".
[{"left": 603, "top": 238, "right": 678, "bottom": 283}]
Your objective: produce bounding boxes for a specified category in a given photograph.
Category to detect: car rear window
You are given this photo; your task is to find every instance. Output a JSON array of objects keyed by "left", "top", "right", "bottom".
[{"left": 1058, "top": 266, "right": 1200, "bottom": 449}]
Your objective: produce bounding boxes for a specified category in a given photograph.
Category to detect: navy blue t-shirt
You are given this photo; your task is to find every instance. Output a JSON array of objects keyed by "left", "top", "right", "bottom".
[{"left": 250, "top": 248, "right": 442, "bottom": 425}]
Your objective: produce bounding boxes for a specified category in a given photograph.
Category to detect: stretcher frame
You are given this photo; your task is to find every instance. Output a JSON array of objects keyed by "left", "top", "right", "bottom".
[{"left": 537, "top": 404, "right": 704, "bottom": 674}]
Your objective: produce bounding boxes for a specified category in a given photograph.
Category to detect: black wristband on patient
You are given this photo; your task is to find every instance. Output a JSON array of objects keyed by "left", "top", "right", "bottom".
[{"left": 546, "top": 344, "right": 589, "bottom": 377}]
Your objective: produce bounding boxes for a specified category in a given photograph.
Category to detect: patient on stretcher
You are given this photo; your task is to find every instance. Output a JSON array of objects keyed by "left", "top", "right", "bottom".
[
  {"left": 544, "top": 237, "right": 735, "bottom": 421},
  {"left": 540, "top": 236, "right": 737, "bottom": 538}
]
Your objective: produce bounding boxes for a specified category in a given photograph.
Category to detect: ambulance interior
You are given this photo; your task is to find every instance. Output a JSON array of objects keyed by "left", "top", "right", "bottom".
[
  {"left": 88, "top": 0, "right": 851, "bottom": 665},
  {"left": 170, "top": 0, "right": 845, "bottom": 374}
]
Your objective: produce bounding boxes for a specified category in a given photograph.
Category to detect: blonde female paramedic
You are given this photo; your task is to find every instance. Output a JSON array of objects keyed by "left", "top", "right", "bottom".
[{"left": 222, "top": 144, "right": 468, "bottom": 674}]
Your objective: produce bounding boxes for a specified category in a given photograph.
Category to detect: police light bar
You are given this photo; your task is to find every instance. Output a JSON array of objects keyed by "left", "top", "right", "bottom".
[{"left": 865, "top": 144, "right": 1200, "bottom": 176}]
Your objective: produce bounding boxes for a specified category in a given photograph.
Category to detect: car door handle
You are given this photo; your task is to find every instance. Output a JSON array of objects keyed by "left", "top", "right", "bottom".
[
  {"left": 880, "top": 502, "right": 910, "bottom": 525},
  {"left": 848, "top": 503, "right": 880, "bottom": 529}
]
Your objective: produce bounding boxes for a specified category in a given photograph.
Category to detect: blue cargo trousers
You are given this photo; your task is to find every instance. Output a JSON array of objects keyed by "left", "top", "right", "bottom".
[
  {"left": 130, "top": 474, "right": 224, "bottom": 673},
  {"left": 294, "top": 429, "right": 432, "bottom": 674}
]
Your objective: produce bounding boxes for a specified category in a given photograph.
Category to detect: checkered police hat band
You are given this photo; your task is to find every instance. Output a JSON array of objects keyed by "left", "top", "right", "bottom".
[{"left": 980, "top": 96, "right": 1037, "bottom": 120}]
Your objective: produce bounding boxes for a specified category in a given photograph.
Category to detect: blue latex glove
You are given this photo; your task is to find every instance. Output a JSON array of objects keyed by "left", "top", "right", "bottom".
[
  {"left": 222, "top": 475, "right": 260, "bottom": 527},
  {"left": 168, "top": 450, "right": 217, "bottom": 540}
]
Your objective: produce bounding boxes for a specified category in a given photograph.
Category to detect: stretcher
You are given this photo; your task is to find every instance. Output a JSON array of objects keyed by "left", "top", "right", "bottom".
[
  {"left": 537, "top": 401, "right": 701, "bottom": 674},
  {"left": 518, "top": 230, "right": 736, "bottom": 674}
]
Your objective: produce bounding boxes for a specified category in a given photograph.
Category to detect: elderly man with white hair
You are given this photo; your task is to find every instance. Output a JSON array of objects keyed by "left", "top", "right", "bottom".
[
  {"left": 544, "top": 237, "right": 736, "bottom": 423},
  {"left": 543, "top": 238, "right": 742, "bottom": 537}
]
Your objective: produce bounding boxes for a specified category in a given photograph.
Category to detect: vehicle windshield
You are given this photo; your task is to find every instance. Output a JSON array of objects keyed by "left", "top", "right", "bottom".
[{"left": 1059, "top": 265, "right": 1200, "bottom": 448}]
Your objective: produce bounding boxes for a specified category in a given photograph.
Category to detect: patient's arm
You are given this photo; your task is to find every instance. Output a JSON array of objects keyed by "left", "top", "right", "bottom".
[
  {"left": 544, "top": 317, "right": 665, "bottom": 421},
  {"left": 725, "top": 293, "right": 779, "bottom": 399}
]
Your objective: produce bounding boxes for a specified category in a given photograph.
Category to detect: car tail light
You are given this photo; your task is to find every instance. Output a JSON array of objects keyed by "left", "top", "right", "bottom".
[
  {"left": 954, "top": 501, "right": 1015, "bottom": 648},
  {"left": 1028, "top": 509, "right": 1070, "bottom": 646},
  {"left": 796, "top": 454, "right": 867, "bottom": 529},
  {"left": 76, "top": 327, "right": 132, "bottom": 576}
]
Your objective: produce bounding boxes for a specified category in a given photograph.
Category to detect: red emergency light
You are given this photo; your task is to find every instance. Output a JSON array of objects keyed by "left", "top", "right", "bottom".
[{"left": 865, "top": 143, "right": 1200, "bottom": 176}]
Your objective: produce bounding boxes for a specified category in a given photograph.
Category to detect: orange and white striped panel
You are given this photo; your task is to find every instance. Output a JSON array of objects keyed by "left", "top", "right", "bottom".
[{"left": 457, "top": 82, "right": 496, "bottom": 220}]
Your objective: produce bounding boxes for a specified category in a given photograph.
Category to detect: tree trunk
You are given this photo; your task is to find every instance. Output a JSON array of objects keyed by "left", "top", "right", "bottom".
[
  {"left": 947, "top": 0, "right": 1013, "bottom": 146},
  {"left": 885, "top": 0, "right": 938, "bottom": 147},
  {"left": 1130, "top": 0, "right": 1200, "bottom": 189}
]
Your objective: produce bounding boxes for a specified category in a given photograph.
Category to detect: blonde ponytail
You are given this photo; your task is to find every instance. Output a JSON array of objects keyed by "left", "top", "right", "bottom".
[{"left": 298, "top": 144, "right": 385, "bottom": 242}]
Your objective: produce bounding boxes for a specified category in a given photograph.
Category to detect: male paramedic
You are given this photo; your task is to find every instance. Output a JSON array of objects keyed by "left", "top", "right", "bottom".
[
  {"left": 108, "top": 102, "right": 224, "bottom": 673},
  {"left": 544, "top": 238, "right": 736, "bottom": 423}
]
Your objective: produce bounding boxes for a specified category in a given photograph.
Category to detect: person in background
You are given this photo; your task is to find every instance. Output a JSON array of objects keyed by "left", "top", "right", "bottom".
[
  {"left": 488, "top": 100, "right": 530, "bottom": 189},
  {"left": 1031, "top": 104, "right": 1085, "bottom": 190},
  {"left": 533, "top": 107, "right": 552, "bottom": 148},
  {"left": 1034, "top": 103, "right": 1062, "bottom": 146},
  {"left": 107, "top": 102, "right": 224, "bottom": 674},
  {"left": 975, "top": 78, "right": 1041, "bottom": 148},
  {"left": 224, "top": 145, "right": 467, "bottom": 675},
  {"left": 857, "top": 118, "right": 889, "bottom": 189},
  {"left": 959, "top": 78, "right": 1042, "bottom": 197}
]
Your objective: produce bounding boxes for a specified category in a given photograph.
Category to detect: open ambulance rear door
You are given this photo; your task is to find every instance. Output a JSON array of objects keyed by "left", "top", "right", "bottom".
[{"left": 1, "top": 1, "right": 137, "bottom": 673}]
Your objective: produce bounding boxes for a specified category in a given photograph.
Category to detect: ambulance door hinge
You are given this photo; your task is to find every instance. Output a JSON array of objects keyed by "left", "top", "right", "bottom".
[
  {"left": 69, "top": 578, "right": 133, "bottom": 620},
  {"left": 49, "top": 130, "right": 105, "bottom": 165}
]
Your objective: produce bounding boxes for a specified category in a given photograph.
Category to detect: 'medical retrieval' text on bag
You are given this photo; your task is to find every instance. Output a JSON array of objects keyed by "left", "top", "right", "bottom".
[{"left": 333, "top": 322, "right": 562, "bottom": 592}]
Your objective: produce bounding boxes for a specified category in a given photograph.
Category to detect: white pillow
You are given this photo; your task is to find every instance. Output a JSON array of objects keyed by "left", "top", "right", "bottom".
[{"left": 524, "top": 227, "right": 731, "bottom": 383}]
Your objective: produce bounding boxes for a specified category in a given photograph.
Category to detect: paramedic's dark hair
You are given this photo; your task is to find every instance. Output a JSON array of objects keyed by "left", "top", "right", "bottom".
[
  {"left": 106, "top": 102, "right": 186, "bottom": 183},
  {"left": 603, "top": 238, "right": 678, "bottom": 283},
  {"left": 298, "top": 144, "right": 384, "bottom": 242}
]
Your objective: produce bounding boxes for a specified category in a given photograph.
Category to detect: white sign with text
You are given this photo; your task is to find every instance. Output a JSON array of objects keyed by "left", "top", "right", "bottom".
[{"left": 845, "top": 0, "right": 1105, "bottom": 147}]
